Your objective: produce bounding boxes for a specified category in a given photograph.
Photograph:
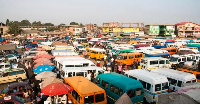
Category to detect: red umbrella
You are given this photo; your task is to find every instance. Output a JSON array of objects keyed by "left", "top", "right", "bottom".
[
  {"left": 34, "top": 58, "right": 51, "bottom": 63},
  {"left": 34, "top": 62, "right": 54, "bottom": 69},
  {"left": 41, "top": 83, "right": 73, "bottom": 95},
  {"left": 33, "top": 54, "right": 54, "bottom": 59},
  {"left": 1, "top": 42, "right": 9, "bottom": 44}
]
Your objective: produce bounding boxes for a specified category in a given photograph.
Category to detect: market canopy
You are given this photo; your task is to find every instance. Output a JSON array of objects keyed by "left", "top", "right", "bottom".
[
  {"left": 34, "top": 58, "right": 51, "bottom": 63},
  {"left": 41, "top": 77, "right": 63, "bottom": 89},
  {"left": 33, "top": 54, "right": 54, "bottom": 59},
  {"left": 41, "top": 83, "right": 73, "bottom": 95},
  {"left": 0, "top": 45, "right": 16, "bottom": 50},
  {"left": 34, "top": 62, "right": 54, "bottom": 69},
  {"left": 35, "top": 71, "right": 56, "bottom": 80},
  {"left": 36, "top": 51, "right": 48, "bottom": 55},
  {"left": 36, "top": 48, "right": 46, "bottom": 51},
  {"left": 33, "top": 65, "right": 55, "bottom": 74}
]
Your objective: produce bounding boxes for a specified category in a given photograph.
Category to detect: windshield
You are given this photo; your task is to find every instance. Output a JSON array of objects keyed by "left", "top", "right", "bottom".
[
  {"left": 170, "top": 57, "right": 178, "bottom": 62},
  {"left": 117, "top": 56, "right": 123, "bottom": 60},
  {"left": 3, "top": 87, "right": 9, "bottom": 93},
  {"left": 78, "top": 46, "right": 83, "bottom": 48}
]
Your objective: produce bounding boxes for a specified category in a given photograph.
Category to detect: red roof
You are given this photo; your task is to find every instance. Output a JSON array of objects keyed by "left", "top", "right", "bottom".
[{"left": 175, "top": 22, "right": 189, "bottom": 25}]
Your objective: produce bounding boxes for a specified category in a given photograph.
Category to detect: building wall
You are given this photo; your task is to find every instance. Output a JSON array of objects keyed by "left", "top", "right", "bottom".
[
  {"left": 75, "top": 28, "right": 82, "bottom": 35},
  {"left": 176, "top": 22, "right": 200, "bottom": 37},
  {"left": 0, "top": 26, "right": 9, "bottom": 35}
]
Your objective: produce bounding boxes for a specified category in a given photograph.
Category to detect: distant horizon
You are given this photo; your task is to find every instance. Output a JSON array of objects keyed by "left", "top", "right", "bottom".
[{"left": 1, "top": 0, "right": 200, "bottom": 26}]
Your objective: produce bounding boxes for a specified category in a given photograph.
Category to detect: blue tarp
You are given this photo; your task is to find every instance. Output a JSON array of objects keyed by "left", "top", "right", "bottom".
[{"left": 33, "top": 65, "right": 55, "bottom": 74}]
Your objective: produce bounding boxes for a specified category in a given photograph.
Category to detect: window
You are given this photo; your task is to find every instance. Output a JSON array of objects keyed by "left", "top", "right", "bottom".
[
  {"left": 192, "top": 79, "right": 196, "bottom": 83},
  {"left": 127, "top": 89, "right": 135, "bottom": 98},
  {"left": 136, "top": 88, "right": 142, "bottom": 96},
  {"left": 9, "top": 71, "right": 17, "bottom": 76},
  {"left": 166, "top": 60, "right": 170, "bottom": 64},
  {"left": 155, "top": 84, "right": 161, "bottom": 91},
  {"left": 124, "top": 56, "right": 127, "bottom": 59},
  {"left": 95, "top": 78, "right": 100, "bottom": 84},
  {"left": 147, "top": 83, "right": 151, "bottom": 91},
  {"left": 159, "top": 60, "right": 165, "bottom": 64},
  {"left": 182, "top": 58, "right": 186, "bottom": 62},
  {"left": 129, "top": 55, "right": 133, "bottom": 59},
  {"left": 100, "top": 52, "right": 103, "bottom": 54},
  {"left": 76, "top": 72, "right": 84, "bottom": 76},
  {"left": 5, "top": 65, "right": 10, "bottom": 68},
  {"left": 196, "top": 74, "right": 200, "bottom": 79},
  {"left": 119, "top": 89, "right": 123, "bottom": 96},
  {"left": 140, "top": 80, "right": 146, "bottom": 89},
  {"left": 101, "top": 80, "right": 109, "bottom": 89},
  {"left": 110, "top": 84, "right": 119, "bottom": 95},
  {"left": 135, "top": 55, "right": 140, "bottom": 58},
  {"left": 95, "top": 93, "right": 105, "bottom": 103},
  {"left": 178, "top": 59, "right": 181, "bottom": 62},
  {"left": 72, "top": 90, "right": 81, "bottom": 103},
  {"left": 103, "top": 52, "right": 106, "bottom": 54},
  {"left": 75, "top": 65, "right": 83, "bottom": 67},
  {"left": 196, "top": 56, "right": 199, "bottom": 60},
  {"left": 68, "top": 72, "right": 72, "bottom": 77},
  {"left": 65, "top": 65, "right": 74, "bottom": 67},
  {"left": 170, "top": 78, "right": 177, "bottom": 86},
  {"left": 84, "top": 95, "right": 94, "bottom": 104},
  {"left": 17, "top": 70, "right": 25, "bottom": 74},
  {"left": 2, "top": 73, "right": 9, "bottom": 77},
  {"left": 162, "top": 82, "right": 168, "bottom": 90},
  {"left": 186, "top": 81, "right": 191, "bottom": 83},
  {"left": 150, "top": 60, "right": 158, "bottom": 65},
  {"left": 177, "top": 81, "right": 182, "bottom": 87},
  {"left": 140, "top": 54, "right": 143, "bottom": 57}
]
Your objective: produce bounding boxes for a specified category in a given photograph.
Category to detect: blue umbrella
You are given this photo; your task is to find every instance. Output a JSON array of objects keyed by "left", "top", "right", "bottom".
[{"left": 33, "top": 64, "right": 55, "bottom": 74}]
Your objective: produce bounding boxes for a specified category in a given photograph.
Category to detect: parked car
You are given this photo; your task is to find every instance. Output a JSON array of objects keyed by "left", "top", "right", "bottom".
[
  {"left": 0, "top": 68, "right": 27, "bottom": 84},
  {"left": 26, "top": 43, "right": 38, "bottom": 48},
  {"left": 0, "top": 82, "right": 33, "bottom": 98},
  {"left": 0, "top": 95, "right": 32, "bottom": 104}
]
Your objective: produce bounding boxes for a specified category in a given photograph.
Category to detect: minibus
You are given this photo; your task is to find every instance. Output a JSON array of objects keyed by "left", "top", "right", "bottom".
[
  {"left": 124, "top": 69, "right": 169, "bottom": 103},
  {"left": 161, "top": 48, "right": 178, "bottom": 55},
  {"left": 64, "top": 76, "right": 107, "bottom": 104},
  {"left": 115, "top": 53, "right": 143, "bottom": 65},
  {"left": 140, "top": 57, "right": 171, "bottom": 69},
  {"left": 150, "top": 68, "right": 197, "bottom": 92},
  {"left": 95, "top": 73, "right": 144, "bottom": 104}
]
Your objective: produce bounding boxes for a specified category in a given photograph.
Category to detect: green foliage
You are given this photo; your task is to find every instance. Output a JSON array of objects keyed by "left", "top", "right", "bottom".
[
  {"left": 70, "top": 22, "right": 79, "bottom": 25},
  {"left": 6, "top": 19, "right": 9, "bottom": 26},
  {"left": 32, "top": 21, "right": 42, "bottom": 26},
  {"left": 7, "top": 21, "right": 22, "bottom": 35},
  {"left": 79, "top": 23, "right": 84, "bottom": 27},
  {"left": 20, "top": 19, "right": 31, "bottom": 26},
  {"left": 44, "top": 23, "right": 54, "bottom": 26},
  {"left": 46, "top": 27, "right": 60, "bottom": 31}
]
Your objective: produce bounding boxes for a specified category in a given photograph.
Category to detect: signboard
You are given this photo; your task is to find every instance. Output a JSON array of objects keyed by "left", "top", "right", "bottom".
[
  {"left": 113, "top": 28, "right": 121, "bottom": 32},
  {"left": 103, "top": 28, "right": 109, "bottom": 32},
  {"left": 4, "top": 96, "right": 11, "bottom": 100},
  {"left": 149, "top": 26, "right": 159, "bottom": 35}
]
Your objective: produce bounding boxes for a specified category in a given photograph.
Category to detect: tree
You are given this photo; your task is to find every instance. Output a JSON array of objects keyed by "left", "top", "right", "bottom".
[
  {"left": 79, "top": 23, "right": 84, "bottom": 27},
  {"left": 20, "top": 19, "right": 31, "bottom": 26},
  {"left": 8, "top": 21, "right": 22, "bottom": 35},
  {"left": 70, "top": 22, "right": 79, "bottom": 25},
  {"left": 44, "top": 23, "right": 54, "bottom": 26},
  {"left": 32, "top": 21, "right": 42, "bottom": 26},
  {"left": 46, "top": 27, "right": 60, "bottom": 32},
  {"left": 6, "top": 19, "right": 9, "bottom": 26}
]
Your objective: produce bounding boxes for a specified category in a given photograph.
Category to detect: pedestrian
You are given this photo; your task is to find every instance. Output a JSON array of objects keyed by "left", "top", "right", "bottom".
[
  {"left": 118, "top": 64, "right": 122, "bottom": 74},
  {"left": 87, "top": 71, "right": 92, "bottom": 81},
  {"left": 124, "top": 64, "right": 128, "bottom": 71},
  {"left": 104, "top": 55, "right": 107, "bottom": 61}
]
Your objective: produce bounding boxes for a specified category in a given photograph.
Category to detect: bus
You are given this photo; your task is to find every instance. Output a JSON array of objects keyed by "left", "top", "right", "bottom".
[
  {"left": 161, "top": 48, "right": 178, "bottom": 55},
  {"left": 140, "top": 57, "right": 171, "bottom": 69},
  {"left": 89, "top": 48, "right": 106, "bottom": 60},
  {"left": 115, "top": 53, "right": 143, "bottom": 65},
  {"left": 64, "top": 76, "right": 107, "bottom": 104},
  {"left": 95, "top": 73, "right": 144, "bottom": 104},
  {"left": 150, "top": 68, "right": 197, "bottom": 92},
  {"left": 60, "top": 66, "right": 104, "bottom": 79},
  {"left": 124, "top": 69, "right": 169, "bottom": 104},
  {"left": 176, "top": 68, "right": 200, "bottom": 82}
]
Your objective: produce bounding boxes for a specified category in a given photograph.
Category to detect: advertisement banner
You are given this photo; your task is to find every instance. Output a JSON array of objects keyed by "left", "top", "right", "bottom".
[{"left": 149, "top": 26, "right": 159, "bottom": 35}]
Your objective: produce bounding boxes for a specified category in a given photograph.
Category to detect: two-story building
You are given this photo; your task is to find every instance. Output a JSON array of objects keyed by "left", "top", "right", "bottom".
[
  {"left": 59, "top": 25, "right": 79, "bottom": 35},
  {"left": 175, "top": 22, "right": 200, "bottom": 37},
  {"left": 0, "top": 22, "right": 9, "bottom": 35},
  {"left": 102, "top": 22, "right": 144, "bottom": 36},
  {"left": 145, "top": 24, "right": 175, "bottom": 37}
]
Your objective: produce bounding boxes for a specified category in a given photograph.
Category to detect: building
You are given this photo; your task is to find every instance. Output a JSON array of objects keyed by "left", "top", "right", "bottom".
[
  {"left": 0, "top": 22, "right": 9, "bottom": 35},
  {"left": 75, "top": 27, "right": 83, "bottom": 35},
  {"left": 59, "top": 25, "right": 79, "bottom": 35},
  {"left": 145, "top": 24, "right": 175, "bottom": 37},
  {"left": 19, "top": 26, "right": 58, "bottom": 31},
  {"left": 175, "top": 22, "right": 200, "bottom": 37},
  {"left": 102, "top": 22, "right": 144, "bottom": 36},
  {"left": 84, "top": 24, "right": 98, "bottom": 35}
]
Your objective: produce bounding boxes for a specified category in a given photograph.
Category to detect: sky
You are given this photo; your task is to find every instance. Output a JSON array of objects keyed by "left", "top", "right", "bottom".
[{"left": 0, "top": 0, "right": 200, "bottom": 26}]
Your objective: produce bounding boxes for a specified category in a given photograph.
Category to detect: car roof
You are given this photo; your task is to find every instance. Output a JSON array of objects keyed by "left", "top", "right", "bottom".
[{"left": 10, "top": 82, "right": 29, "bottom": 87}]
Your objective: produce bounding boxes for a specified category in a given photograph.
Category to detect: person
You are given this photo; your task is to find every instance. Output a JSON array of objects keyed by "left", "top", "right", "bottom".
[
  {"left": 97, "top": 60, "right": 100, "bottom": 67},
  {"left": 118, "top": 64, "right": 122, "bottom": 74},
  {"left": 104, "top": 55, "right": 107, "bottom": 61},
  {"left": 111, "top": 57, "right": 114, "bottom": 63},
  {"left": 87, "top": 71, "right": 92, "bottom": 81},
  {"left": 124, "top": 64, "right": 128, "bottom": 71}
]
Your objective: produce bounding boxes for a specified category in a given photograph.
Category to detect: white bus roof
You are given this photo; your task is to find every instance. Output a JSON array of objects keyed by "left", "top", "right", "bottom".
[
  {"left": 141, "top": 57, "right": 169, "bottom": 60},
  {"left": 54, "top": 57, "right": 85, "bottom": 62},
  {"left": 150, "top": 68, "right": 196, "bottom": 82},
  {"left": 125, "top": 69, "right": 168, "bottom": 84},
  {"left": 89, "top": 48, "right": 106, "bottom": 51},
  {"left": 60, "top": 59, "right": 95, "bottom": 65},
  {"left": 62, "top": 66, "right": 103, "bottom": 71}
]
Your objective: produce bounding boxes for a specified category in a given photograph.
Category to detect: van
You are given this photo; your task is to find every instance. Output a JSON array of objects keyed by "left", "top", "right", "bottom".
[
  {"left": 0, "top": 68, "right": 27, "bottom": 84},
  {"left": 115, "top": 53, "right": 143, "bottom": 65},
  {"left": 0, "top": 63, "right": 11, "bottom": 72},
  {"left": 161, "top": 48, "right": 178, "bottom": 55}
]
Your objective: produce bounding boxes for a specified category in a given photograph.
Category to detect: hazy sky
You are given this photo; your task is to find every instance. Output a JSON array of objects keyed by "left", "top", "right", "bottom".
[{"left": 0, "top": 0, "right": 200, "bottom": 25}]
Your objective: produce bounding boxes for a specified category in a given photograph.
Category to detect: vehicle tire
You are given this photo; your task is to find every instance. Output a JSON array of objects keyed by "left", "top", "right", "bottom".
[
  {"left": 17, "top": 78, "right": 23, "bottom": 82},
  {"left": 143, "top": 98, "right": 147, "bottom": 104}
]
